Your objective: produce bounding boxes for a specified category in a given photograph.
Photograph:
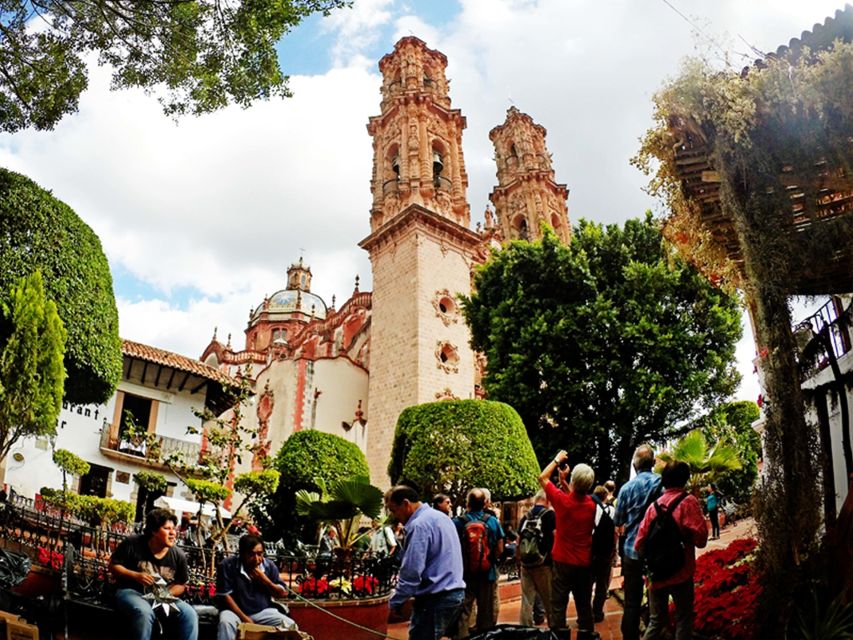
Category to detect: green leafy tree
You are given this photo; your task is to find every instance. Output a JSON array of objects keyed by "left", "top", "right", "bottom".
[
  {"left": 0, "top": 169, "right": 120, "bottom": 404},
  {"left": 657, "top": 430, "right": 742, "bottom": 487},
  {"left": 462, "top": 217, "right": 742, "bottom": 484},
  {"left": 0, "top": 0, "right": 350, "bottom": 132},
  {"left": 295, "top": 476, "right": 382, "bottom": 550},
  {"left": 252, "top": 429, "right": 369, "bottom": 543},
  {"left": 388, "top": 399, "right": 540, "bottom": 508},
  {"left": 698, "top": 401, "right": 762, "bottom": 504},
  {"left": 0, "top": 271, "right": 67, "bottom": 462}
]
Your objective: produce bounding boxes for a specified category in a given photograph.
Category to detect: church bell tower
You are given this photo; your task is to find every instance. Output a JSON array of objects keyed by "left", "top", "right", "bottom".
[
  {"left": 360, "top": 37, "right": 481, "bottom": 485},
  {"left": 489, "top": 107, "right": 571, "bottom": 243}
]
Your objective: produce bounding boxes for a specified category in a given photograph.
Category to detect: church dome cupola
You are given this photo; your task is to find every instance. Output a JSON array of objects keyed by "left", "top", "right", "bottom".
[{"left": 287, "top": 257, "right": 312, "bottom": 291}]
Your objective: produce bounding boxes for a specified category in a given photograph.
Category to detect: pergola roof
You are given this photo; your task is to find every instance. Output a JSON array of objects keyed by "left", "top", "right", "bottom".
[{"left": 667, "top": 5, "right": 853, "bottom": 295}]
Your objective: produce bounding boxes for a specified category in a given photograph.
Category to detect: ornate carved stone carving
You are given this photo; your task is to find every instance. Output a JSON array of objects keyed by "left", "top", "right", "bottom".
[{"left": 431, "top": 289, "right": 459, "bottom": 327}]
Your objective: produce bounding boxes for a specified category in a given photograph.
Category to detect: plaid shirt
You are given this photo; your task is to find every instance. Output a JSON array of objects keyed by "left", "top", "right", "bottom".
[{"left": 613, "top": 471, "right": 661, "bottom": 561}]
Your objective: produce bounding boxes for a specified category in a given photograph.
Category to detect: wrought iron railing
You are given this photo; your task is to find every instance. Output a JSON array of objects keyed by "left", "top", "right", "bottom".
[{"left": 796, "top": 296, "right": 852, "bottom": 376}]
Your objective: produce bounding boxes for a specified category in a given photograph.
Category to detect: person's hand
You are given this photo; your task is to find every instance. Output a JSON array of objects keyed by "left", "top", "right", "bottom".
[
  {"left": 135, "top": 572, "right": 156, "bottom": 587},
  {"left": 388, "top": 600, "right": 412, "bottom": 622},
  {"left": 250, "top": 566, "right": 270, "bottom": 585},
  {"left": 553, "top": 450, "right": 568, "bottom": 466}
]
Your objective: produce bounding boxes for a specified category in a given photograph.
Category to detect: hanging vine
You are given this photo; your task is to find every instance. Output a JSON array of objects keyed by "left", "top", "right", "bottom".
[{"left": 634, "top": 39, "right": 853, "bottom": 636}]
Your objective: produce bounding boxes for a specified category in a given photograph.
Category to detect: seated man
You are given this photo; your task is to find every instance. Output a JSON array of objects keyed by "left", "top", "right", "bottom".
[
  {"left": 216, "top": 534, "right": 297, "bottom": 640},
  {"left": 109, "top": 508, "right": 198, "bottom": 640}
]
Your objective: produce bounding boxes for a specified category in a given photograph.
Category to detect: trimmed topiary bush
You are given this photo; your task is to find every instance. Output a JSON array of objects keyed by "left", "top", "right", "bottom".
[
  {"left": 252, "top": 430, "right": 369, "bottom": 543},
  {"left": 389, "top": 399, "right": 540, "bottom": 508},
  {"left": 0, "top": 168, "right": 121, "bottom": 404}
]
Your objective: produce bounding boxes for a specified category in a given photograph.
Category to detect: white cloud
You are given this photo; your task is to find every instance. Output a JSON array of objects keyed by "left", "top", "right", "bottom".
[{"left": 0, "top": 0, "right": 842, "bottom": 397}]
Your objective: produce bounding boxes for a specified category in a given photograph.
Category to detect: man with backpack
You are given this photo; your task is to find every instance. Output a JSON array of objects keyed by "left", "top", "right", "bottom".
[
  {"left": 613, "top": 444, "right": 661, "bottom": 640},
  {"left": 453, "top": 488, "right": 504, "bottom": 637},
  {"left": 635, "top": 461, "right": 708, "bottom": 640},
  {"left": 517, "top": 490, "right": 556, "bottom": 627},
  {"left": 590, "top": 485, "right": 616, "bottom": 623}
]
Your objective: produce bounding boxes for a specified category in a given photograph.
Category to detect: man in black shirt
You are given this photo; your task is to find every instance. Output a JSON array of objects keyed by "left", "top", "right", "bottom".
[
  {"left": 109, "top": 508, "right": 198, "bottom": 640},
  {"left": 517, "top": 490, "right": 556, "bottom": 627}
]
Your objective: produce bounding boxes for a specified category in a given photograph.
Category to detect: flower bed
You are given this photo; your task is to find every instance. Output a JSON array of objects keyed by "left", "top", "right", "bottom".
[{"left": 693, "top": 537, "right": 760, "bottom": 639}]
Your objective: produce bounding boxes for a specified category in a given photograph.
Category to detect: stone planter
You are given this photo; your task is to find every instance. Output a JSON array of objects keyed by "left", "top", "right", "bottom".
[{"left": 288, "top": 594, "right": 391, "bottom": 640}]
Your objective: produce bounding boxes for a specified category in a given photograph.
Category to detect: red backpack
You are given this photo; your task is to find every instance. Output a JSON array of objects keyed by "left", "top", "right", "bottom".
[{"left": 461, "top": 513, "right": 493, "bottom": 574}]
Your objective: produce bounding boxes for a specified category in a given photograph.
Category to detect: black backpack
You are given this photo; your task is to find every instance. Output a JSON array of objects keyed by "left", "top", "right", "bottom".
[
  {"left": 518, "top": 509, "right": 547, "bottom": 567},
  {"left": 640, "top": 492, "right": 689, "bottom": 581},
  {"left": 591, "top": 502, "right": 615, "bottom": 563}
]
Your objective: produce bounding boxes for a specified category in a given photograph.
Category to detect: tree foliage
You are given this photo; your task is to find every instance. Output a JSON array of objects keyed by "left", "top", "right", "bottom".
[
  {"left": 295, "top": 475, "right": 383, "bottom": 549},
  {"left": 0, "top": 271, "right": 67, "bottom": 462},
  {"left": 0, "top": 169, "right": 121, "bottom": 404},
  {"left": 462, "top": 218, "right": 742, "bottom": 484},
  {"left": 697, "top": 401, "right": 762, "bottom": 504},
  {"left": 52, "top": 448, "right": 90, "bottom": 477},
  {"left": 0, "top": 0, "right": 350, "bottom": 132},
  {"left": 133, "top": 470, "right": 168, "bottom": 494},
  {"left": 252, "top": 429, "right": 369, "bottom": 542},
  {"left": 388, "top": 399, "right": 540, "bottom": 507},
  {"left": 657, "top": 430, "right": 742, "bottom": 486}
]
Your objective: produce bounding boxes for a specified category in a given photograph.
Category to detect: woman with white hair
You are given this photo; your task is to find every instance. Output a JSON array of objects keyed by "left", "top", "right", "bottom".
[{"left": 538, "top": 450, "right": 597, "bottom": 639}]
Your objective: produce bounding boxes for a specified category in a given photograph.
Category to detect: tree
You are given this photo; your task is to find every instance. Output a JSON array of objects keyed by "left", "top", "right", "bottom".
[
  {"left": 657, "top": 430, "right": 742, "bottom": 488},
  {"left": 461, "top": 217, "right": 742, "bottom": 484},
  {"left": 0, "top": 271, "right": 67, "bottom": 462},
  {"left": 295, "top": 476, "right": 383, "bottom": 550},
  {"left": 388, "top": 399, "right": 540, "bottom": 508},
  {"left": 698, "top": 401, "right": 762, "bottom": 504},
  {"left": 0, "top": 169, "right": 121, "bottom": 404},
  {"left": 0, "top": 0, "right": 350, "bottom": 132},
  {"left": 252, "top": 429, "right": 370, "bottom": 543}
]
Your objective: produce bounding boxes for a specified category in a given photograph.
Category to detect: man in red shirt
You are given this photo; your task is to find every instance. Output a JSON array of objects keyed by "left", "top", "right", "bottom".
[
  {"left": 538, "top": 450, "right": 596, "bottom": 638},
  {"left": 635, "top": 461, "right": 708, "bottom": 640}
]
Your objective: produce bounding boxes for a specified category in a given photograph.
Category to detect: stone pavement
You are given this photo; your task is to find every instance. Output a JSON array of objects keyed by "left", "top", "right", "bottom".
[{"left": 387, "top": 517, "right": 756, "bottom": 639}]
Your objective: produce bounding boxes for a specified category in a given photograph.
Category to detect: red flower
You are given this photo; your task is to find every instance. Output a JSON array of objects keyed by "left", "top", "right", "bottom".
[
  {"left": 299, "top": 578, "right": 329, "bottom": 597},
  {"left": 36, "top": 547, "right": 64, "bottom": 571},
  {"left": 352, "top": 575, "right": 378, "bottom": 596}
]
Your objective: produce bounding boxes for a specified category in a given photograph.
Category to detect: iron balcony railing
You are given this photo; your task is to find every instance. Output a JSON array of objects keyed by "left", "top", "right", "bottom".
[{"left": 796, "top": 296, "right": 852, "bottom": 376}]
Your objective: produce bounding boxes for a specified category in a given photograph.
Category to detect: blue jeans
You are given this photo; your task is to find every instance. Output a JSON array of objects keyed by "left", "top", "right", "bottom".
[
  {"left": 410, "top": 588, "right": 465, "bottom": 640},
  {"left": 115, "top": 588, "right": 199, "bottom": 640},
  {"left": 217, "top": 607, "right": 297, "bottom": 640}
]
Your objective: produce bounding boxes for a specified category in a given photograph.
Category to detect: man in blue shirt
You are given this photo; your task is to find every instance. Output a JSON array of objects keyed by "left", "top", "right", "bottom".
[
  {"left": 613, "top": 444, "right": 661, "bottom": 640},
  {"left": 453, "top": 488, "right": 505, "bottom": 637},
  {"left": 216, "top": 534, "right": 297, "bottom": 640},
  {"left": 385, "top": 485, "right": 465, "bottom": 640}
]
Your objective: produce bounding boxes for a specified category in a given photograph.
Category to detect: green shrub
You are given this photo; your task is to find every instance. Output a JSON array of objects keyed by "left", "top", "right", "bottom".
[
  {"left": 389, "top": 399, "right": 540, "bottom": 507},
  {"left": 0, "top": 169, "right": 121, "bottom": 404},
  {"left": 252, "top": 430, "right": 369, "bottom": 542}
]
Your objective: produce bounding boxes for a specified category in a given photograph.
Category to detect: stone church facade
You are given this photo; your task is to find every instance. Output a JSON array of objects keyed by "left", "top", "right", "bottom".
[{"left": 201, "top": 37, "right": 571, "bottom": 486}]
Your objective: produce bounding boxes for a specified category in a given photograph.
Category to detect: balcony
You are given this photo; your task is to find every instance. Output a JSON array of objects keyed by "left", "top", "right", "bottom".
[
  {"left": 99, "top": 426, "right": 201, "bottom": 469},
  {"left": 795, "top": 296, "right": 852, "bottom": 378}
]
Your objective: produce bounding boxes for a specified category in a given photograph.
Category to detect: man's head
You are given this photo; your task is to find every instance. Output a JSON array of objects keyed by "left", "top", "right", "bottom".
[
  {"left": 632, "top": 444, "right": 656, "bottom": 472},
  {"left": 604, "top": 480, "right": 616, "bottom": 495},
  {"left": 432, "top": 493, "right": 452, "bottom": 516},
  {"left": 533, "top": 489, "right": 548, "bottom": 506},
  {"left": 385, "top": 485, "right": 421, "bottom": 525},
  {"left": 144, "top": 508, "right": 178, "bottom": 548},
  {"left": 481, "top": 488, "right": 492, "bottom": 507},
  {"left": 466, "top": 488, "right": 487, "bottom": 512},
  {"left": 239, "top": 534, "right": 265, "bottom": 569},
  {"left": 570, "top": 464, "right": 595, "bottom": 495},
  {"left": 661, "top": 461, "right": 690, "bottom": 489},
  {"left": 593, "top": 485, "right": 608, "bottom": 502}
]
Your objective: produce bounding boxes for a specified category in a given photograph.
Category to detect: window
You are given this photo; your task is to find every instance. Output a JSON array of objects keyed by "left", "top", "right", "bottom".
[{"left": 120, "top": 393, "right": 152, "bottom": 438}]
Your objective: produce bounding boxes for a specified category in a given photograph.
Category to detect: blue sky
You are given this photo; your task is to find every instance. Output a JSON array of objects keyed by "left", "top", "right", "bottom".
[{"left": 0, "top": 0, "right": 845, "bottom": 402}]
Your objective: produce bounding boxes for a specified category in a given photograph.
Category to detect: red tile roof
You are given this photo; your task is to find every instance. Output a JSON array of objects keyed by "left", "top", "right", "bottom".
[{"left": 121, "top": 339, "right": 236, "bottom": 387}]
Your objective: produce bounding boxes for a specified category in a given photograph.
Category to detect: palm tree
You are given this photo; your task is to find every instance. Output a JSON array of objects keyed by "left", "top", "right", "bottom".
[
  {"left": 295, "top": 475, "right": 383, "bottom": 551},
  {"left": 657, "top": 429, "right": 742, "bottom": 487}
]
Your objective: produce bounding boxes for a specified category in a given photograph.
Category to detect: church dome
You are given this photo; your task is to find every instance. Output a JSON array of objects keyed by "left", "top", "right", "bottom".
[{"left": 252, "top": 289, "right": 327, "bottom": 322}]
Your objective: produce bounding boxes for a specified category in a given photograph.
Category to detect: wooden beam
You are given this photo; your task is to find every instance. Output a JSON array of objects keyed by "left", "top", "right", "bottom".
[
  {"left": 177, "top": 372, "right": 190, "bottom": 392},
  {"left": 190, "top": 379, "right": 208, "bottom": 395},
  {"left": 165, "top": 368, "right": 177, "bottom": 390}
]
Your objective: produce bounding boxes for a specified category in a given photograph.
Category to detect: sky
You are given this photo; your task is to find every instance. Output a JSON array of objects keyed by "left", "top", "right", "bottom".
[{"left": 0, "top": 0, "right": 846, "bottom": 406}]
